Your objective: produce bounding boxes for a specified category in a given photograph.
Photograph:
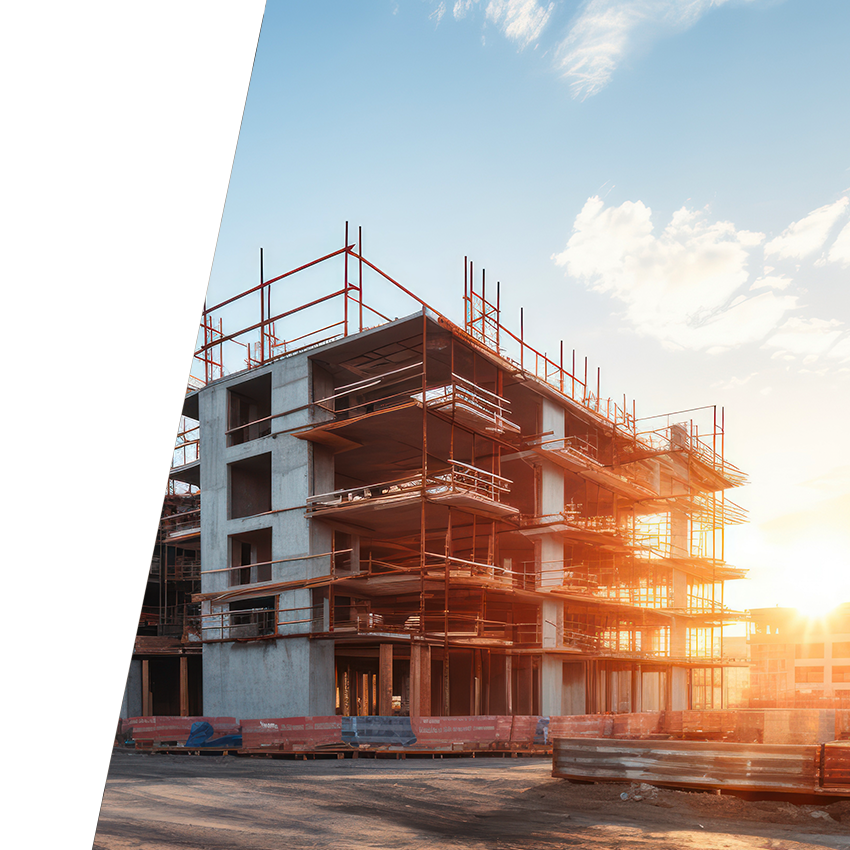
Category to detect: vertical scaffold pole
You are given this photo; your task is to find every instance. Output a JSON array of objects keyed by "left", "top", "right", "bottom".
[
  {"left": 358, "top": 225, "right": 363, "bottom": 333},
  {"left": 259, "top": 247, "right": 265, "bottom": 363},
  {"left": 344, "top": 221, "right": 349, "bottom": 337}
]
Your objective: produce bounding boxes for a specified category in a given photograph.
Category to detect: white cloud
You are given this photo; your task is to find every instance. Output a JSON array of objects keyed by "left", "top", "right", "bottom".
[
  {"left": 828, "top": 219, "right": 850, "bottom": 266},
  {"left": 485, "top": 0, "right": 554, "bottom": 47},
  {"left": 761, "top": 316, "right": 844, "bottom": 361},
  {"left": 556, "top": 0, "right": 743, "bottom": 100},
  {"left": 552, "top": 196, "right": 796, "bottom": 351},
  {"left": 763, "top": 197, "right": 849, "bottom": 260},
  {"left": 710, "top": 372, "right": 756, "bottom": 390}
]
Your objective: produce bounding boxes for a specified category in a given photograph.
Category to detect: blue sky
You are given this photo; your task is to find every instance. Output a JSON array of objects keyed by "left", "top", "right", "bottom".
[{"left": 207, "top": 0, "right": 850, "bottom": 613}]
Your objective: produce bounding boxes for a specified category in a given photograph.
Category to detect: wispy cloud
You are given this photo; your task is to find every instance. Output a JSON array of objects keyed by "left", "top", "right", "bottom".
[
  {"left": 761, "top": 316, "right": 844, "bottom": 364},
  {"left": 431, "top": 0, "right": 767, "bottom": 97},
  {"left": 485, "top": 0, "right": 555, "bottom": 47},
  {"left": 452, "top": 0, "right": 476, "bottom": 18},
  {"left": 763, "top": 197, "right": 849, "bottom": 261},
  {"left": 828, "top": 219, "right": 850, "bottom": 266},
  {"left": 556, "top": 0, "right": 744, "bottom": 100},
  {"left": 552, "top": 195, "right": 797, "bottom": 351},
  {"left": 430, "top": 1, "right": 447, "bottom": 24},
  {"left": 431, "top": 0, "right": 553, "bottom": 48}
]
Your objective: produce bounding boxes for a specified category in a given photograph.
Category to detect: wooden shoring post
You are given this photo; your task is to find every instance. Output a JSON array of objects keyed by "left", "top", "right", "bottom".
[
  {"left": 142, "top": 659, "right": 151, "bottom": 717},
  {"left": 342, "top": 667, "right": 351, "bottom": 716},
  {"left": 379, "top": 644, "right": 393, "bottom": 716},
  {"left": 411, "top": 643, "right": 432, "bottom": 717},
  {"left": 410, "top": 645, "right": 420, "bottom": 717},
  {"left": 158, "top": 532, "right": 165, "bottom": 643},
  {"left": 180, "top": 655, "right": 189, "bottom": 716},
  {"left": 474, "top": 649, "right": 483, "bottom": 715},
  {"left": 505, "top": 652, "right": 513, "bottom": 716}
]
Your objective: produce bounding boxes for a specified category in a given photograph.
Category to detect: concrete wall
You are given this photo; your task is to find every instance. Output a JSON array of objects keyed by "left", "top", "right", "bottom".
[
  {"left": 203, "top": 639, "right": 334, "bottom": 718},
  {"left": 199, "top": 355, "right": 335, "bottom": 718},
  {"left": 121, "top": 659, "right": 143, "bottom": 719}
]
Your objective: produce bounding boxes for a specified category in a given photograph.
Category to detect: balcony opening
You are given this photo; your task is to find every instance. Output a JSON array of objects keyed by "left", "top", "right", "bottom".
[
  {"left": 227, "top": 373, "right": 272, "bottom": 446},
  {"left": 229, "top": 528, "right": 273, "bottom": 586},
  {"left": 228, "top": 452, "right": 272, "bottom": 519},
  {"left": 229, "top": 596, "right": 276, "bottom": 638}
]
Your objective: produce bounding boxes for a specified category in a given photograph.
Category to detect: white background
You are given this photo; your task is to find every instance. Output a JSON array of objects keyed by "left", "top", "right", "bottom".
[{"left": 1, "top": 3, "right": 265, "bottom": 846}]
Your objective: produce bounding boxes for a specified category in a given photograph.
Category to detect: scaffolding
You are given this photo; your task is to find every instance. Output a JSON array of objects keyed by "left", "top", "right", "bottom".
[{"left": 169, "top": 226, "right": 747, "bottom": 717}]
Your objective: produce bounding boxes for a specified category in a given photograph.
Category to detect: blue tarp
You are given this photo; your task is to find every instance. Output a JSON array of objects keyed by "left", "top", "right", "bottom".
[
  {"left": 204, "top": 734, "right": 243, "bottom": 748},
  {"left": 185, "top": 721, "right": 214, "bottom": 746},
  {"left": 534, "top": 716, "right": 550, "bottom": 745},
  {"left": 341, "top": 716, "right": 417, "bottom": 747},
  {"left": 185, "top": 723, "right": 242, "bottom": 748}
]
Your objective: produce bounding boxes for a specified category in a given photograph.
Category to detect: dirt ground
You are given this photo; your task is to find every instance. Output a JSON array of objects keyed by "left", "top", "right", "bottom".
[{"left": 94, "top": 750, "right": 850, "bottom": 850}]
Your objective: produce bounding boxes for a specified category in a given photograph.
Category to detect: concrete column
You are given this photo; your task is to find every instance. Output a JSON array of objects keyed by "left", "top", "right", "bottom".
[
  {"left": 538, "top": 399, "right": 566, "bottom": 591},
  {"left": 669, "top": 496, "right": 689, "bottom": 710},
  {"left": 541, "top": 598, "right": 563, "bottom": 649},
  {"left": 670, "top": 663, "right": 688, "bottom": 710},
  {"left": 540, "top": 655, "right": 563, "bottom": 715},
  {"left": 540, "top": 594, "right": 565, "bottom": 716},
  {"left": 538, "top": 535, "right": 563, "bottom": 590}
]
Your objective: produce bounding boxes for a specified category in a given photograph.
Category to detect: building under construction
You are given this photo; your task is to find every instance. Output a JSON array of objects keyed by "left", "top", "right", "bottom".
[{"left": 147, "top": 229, "right": 748, "bottom": 722}]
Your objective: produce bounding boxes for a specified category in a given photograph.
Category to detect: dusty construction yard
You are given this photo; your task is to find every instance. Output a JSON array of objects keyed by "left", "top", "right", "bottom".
[{"left": 95, "top": 750, "right": 850, "bottom": 850}]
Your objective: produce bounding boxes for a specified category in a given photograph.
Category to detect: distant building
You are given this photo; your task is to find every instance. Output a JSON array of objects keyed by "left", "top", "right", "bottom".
[{"left": 747, "top": 605, "right": 850, "bottom": 708}]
